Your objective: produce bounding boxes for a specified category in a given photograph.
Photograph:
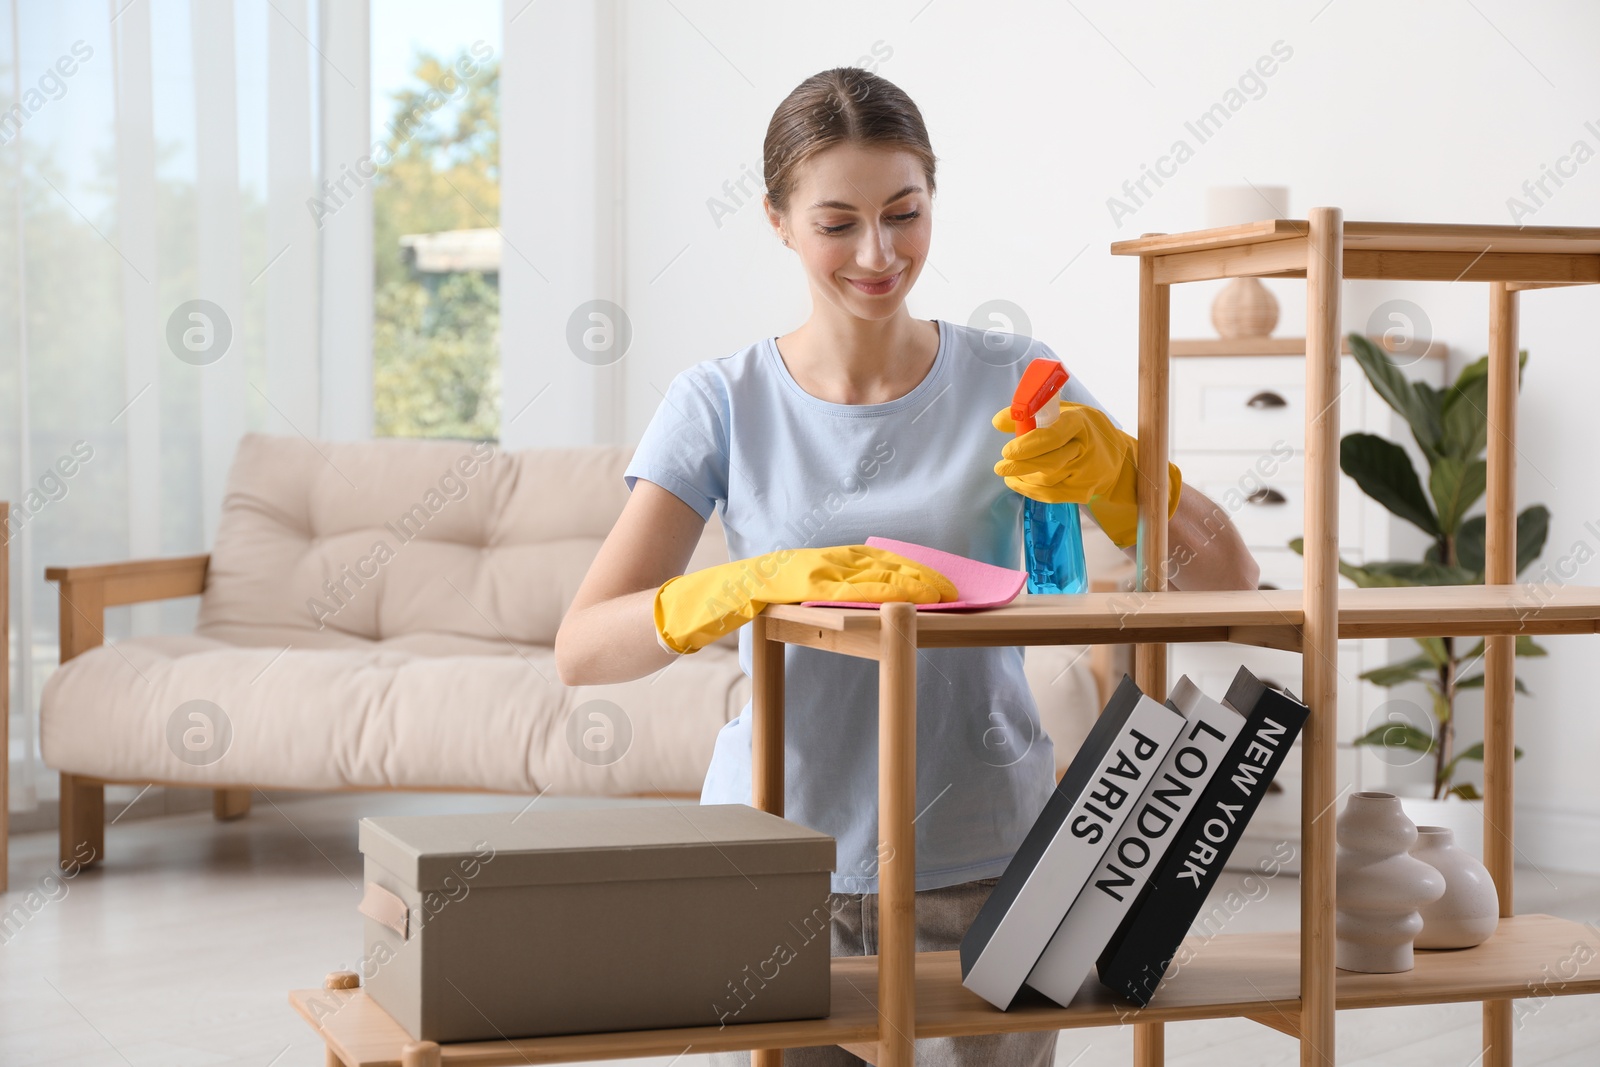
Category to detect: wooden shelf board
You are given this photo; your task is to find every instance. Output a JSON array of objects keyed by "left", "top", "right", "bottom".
[
  {"left": 1170, "top": 335, "right": 1447, "bottom": 361},
  {"left": 1334, "top": 584, "right": 1600, "bottom": 639},
  {"left": 1111, "top": 220, "right": 1600, "bottom": 258},
  {"left": 289, "top": 966, "right": 883, "bottom": 1067},
  {"left": 289, "top": 915, "right": 1600, "bottom": 1064},
  {"left": 761, "top": 585, "right": 1600, "bottom": 652},
  {"left": 763, "top": 589, "right": 1302, "bottom": 649},
  {"left": 913, "top": 914, "right": 1600, "bottom": 1039}
]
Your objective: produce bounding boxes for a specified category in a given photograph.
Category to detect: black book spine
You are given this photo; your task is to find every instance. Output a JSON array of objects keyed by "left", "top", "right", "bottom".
[{"left": 1094, "top": 668, "right": 1309, "bottom": 1006}]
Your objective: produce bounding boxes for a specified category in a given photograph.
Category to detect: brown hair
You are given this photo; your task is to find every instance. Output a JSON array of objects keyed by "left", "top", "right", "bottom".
[{"left": 762, "top": 67, "right": 937, "bottom": 217}]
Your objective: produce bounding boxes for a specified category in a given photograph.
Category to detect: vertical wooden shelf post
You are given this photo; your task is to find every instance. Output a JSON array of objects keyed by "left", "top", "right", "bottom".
[
  {"left": 878, "top": 600, "right": 919, "bottom": 1067},
  {"left": 1133, "top": 247, "right": 1172, "bottom": 699},
  {"left": 1482, "top": 280, "right": 1520, "bottom": 1067},
  {"left": 1133, "top": 242, "right": 1172, "bottom": 1066},
  {"left": 750, "top": 613, "right": 786, "bottom": 1067},
  {"left": 751, "top": 614, "right": 786, "bottom": 819},
  {"left": 1301, "top": 206, "right": 1344, "bottom": 1067}
]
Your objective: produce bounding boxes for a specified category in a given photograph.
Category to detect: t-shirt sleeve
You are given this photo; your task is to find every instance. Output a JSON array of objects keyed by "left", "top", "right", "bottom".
[
  {"left": 622, "top": 366, "right": 731, "bottom": 522},
  {"left": 1038, "top": 341, "right": 1125, "bottom": 432}
]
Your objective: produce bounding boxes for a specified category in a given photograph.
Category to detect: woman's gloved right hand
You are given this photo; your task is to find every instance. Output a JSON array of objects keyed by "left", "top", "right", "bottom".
[
  {"left": 653, "top": 545, "right": 959, "bottom": 655},
  {"left": 991, "top": 400, "right": 1183, "bottom": 549}
]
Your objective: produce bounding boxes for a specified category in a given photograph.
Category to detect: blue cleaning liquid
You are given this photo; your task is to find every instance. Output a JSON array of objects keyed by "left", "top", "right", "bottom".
[{"left": 1022, "top": 496, "right": 1088, "bottom": 594}]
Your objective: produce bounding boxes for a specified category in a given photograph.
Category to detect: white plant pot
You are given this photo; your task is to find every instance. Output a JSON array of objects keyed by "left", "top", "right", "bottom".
[{"left": 1398, "top": 796, "right": 1484, "bottom": 862}]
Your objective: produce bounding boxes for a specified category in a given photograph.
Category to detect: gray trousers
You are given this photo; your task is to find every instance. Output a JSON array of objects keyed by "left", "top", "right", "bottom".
[{"left": 710, "top": 877, "right": 1057, "bottom": 1066}]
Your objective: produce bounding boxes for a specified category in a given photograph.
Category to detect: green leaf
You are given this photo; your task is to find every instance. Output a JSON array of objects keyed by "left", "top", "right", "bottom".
[
  {"left": 1351, "top": 722, "right": 1435, "bottom": 754},
  {"left": 1286, "top": 538, "right": 1377, "bottom": 589},
  {"left": 1439, "top": 355, "right": 1490, "bottom": 459},
  {"left": 1286, "top": 542, "right": 1474, "bottom": 592},
  {"left": 1339, "top": 559, "right": 1477, "bottom": 587},
  {"left": 1439, "top": 351, "right": 1529, "bottom": 460},
  {"left": 1340, "top": 433, "right": 1440, "bottom": 536},
  {"left": 1447, "top": 782, "right": 1483, "bottom": 800},
  {"left": 1460, "top": 635, "right": 1548, "bottom": 660},
  {"left": 1457, "top": 515, "right": 1486, "bottom": 576},
  {"left": 1455, "top": 673, "right": 1532, "bottom": 696},
  {"left": 1517, "top": 504, "right": 1550, "bottom": 577},
  {"left": 1416, "top": 637, "right": 1450, "bottom": 667},
  {"left": 1442, "top": 742, "right": 1525, "bottom": 786},
  {"left": 1348, "top": 333, "right": 1442, "bottom": 451},
  {"left": 1334, "top": 560, "right": 1420, "bottom": 588},
  {"left": 1453, "top": 504, "right": 1549, "bottom": 580},
  {"left": 1429, "top": 457, "right": 1487, "bottom": 534},
  {"left": 1453, "top": 741, "right": 1525, "bottom": 761},
  {"left": 1410, "top": 382, "right": 1446, "bottom": 465},
  {"left": 1359, "top": 654, "right": 1437, "bottom": 687},
  {"left": 1450, "top": 349, "right": 1528, "bottom": 396}
]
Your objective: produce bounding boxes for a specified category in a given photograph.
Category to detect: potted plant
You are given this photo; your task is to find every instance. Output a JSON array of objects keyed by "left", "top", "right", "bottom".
[{"left": 1291, "top": 334, "right": 1548, "bottom": 856}]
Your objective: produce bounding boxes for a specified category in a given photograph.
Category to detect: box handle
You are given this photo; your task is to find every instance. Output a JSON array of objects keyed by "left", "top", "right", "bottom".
[{"left": 358, "top": 881, "right": 410, "bottom": 941}]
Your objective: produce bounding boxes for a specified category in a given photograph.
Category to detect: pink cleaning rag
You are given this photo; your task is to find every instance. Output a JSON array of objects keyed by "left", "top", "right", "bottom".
[{"left": 800, "top": 536, "right": 1026, "bottom": 611}]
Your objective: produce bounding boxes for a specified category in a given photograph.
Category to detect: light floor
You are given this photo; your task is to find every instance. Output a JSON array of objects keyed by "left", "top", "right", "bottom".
[{"left": 2, "top": 791, "right": 1597, "bottom": 1066}]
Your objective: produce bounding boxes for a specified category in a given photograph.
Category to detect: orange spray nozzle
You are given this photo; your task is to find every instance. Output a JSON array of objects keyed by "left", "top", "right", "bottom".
[{"left": 1010, "top": 358, "right": 1070, "bottom": 434}]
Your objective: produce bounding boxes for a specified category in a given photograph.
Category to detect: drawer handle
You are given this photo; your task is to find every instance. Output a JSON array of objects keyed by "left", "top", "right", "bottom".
[
  {"left": 1246, "top": 390, "right": 1288, "bottom": 409},
  {"left": 1246, "top": 487, "right": 1288, "bottom": 506}
]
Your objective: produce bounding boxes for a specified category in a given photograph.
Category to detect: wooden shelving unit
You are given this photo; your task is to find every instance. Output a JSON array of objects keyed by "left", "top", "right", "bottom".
[{"left": 291, "top": 215, "right": 1600, "bottom": 1066}]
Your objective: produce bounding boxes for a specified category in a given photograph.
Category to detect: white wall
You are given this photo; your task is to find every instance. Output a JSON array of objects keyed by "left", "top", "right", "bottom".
[{"left": 515, "top": 0, "right": 1600, "bottom": 868}]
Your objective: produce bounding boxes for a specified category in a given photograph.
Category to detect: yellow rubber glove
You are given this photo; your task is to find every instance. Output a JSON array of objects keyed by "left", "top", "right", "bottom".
[
  {"left": 653, "top": 545, "right": 959, "bottom": 655},
  {"left": 991, "top": 400, "right": 1182, "bottom": 549}
]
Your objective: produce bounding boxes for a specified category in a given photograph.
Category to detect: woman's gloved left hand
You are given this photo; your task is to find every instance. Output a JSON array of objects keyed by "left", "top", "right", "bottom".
[{"left": 991, "top": 400, "right": 1182, "bottom": 549}]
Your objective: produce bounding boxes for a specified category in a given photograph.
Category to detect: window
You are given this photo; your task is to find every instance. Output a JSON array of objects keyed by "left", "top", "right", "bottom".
[{"left": 369, "top": 2, "right": 501, "bottom": 440}]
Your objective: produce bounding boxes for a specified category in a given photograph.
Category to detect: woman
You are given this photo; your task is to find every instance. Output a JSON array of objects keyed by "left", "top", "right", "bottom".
[{"left": 555, "top": 67, "right": 1258, "bottom": 1066}]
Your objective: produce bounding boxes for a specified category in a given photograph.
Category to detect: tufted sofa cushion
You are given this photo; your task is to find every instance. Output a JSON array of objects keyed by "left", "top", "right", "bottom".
[{"left": 192, "top": 433, "right": 732, "bottom": 649}]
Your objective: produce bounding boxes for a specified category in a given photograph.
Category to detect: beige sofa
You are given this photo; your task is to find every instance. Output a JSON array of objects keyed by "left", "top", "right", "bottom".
[{"left": 40, "top": 433, "right": 1115, "bottom": 868}]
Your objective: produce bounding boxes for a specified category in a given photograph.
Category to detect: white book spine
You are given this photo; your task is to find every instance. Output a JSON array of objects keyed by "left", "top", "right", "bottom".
[
  {"left": 961, "top": 694, "right": 1182, "bottom": 1009},
  {"left": 1023, "top": 678, "right": 1246, "bottom": 1007}
]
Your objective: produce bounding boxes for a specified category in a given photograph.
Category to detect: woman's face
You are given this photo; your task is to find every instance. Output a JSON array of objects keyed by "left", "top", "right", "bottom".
[{"left": 767, "top": 143, "right": 933, "bottom": 321}]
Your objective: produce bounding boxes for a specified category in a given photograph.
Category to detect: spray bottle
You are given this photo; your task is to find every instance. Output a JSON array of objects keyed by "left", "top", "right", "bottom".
[{"left": 1010, "top": 358, "right": 1089, "bottom": 595}]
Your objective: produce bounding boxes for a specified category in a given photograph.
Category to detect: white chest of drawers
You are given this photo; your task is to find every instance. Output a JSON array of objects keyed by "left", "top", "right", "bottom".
[{"left": 1167, "top": 336, "right": 1447, "bottom": 870}]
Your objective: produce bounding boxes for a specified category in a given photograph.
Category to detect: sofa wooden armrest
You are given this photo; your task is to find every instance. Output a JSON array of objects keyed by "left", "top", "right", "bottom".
[
  {"left": 46, "top": 553, "right": 210, "bottom": 652},
  {"left": 45, "top": 553, "right": 221, "bottom": 869}
]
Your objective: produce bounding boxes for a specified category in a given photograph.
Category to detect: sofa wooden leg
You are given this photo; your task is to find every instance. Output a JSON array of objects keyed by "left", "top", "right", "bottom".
[
  {"left": 213, "top": 788, "right": 251, "bottom": 821},
  {"left": 59, "top": 773, "right": 104, "bottom": 871}
]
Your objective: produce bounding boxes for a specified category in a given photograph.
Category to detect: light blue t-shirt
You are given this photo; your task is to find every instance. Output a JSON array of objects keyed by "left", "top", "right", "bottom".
[{"left": 623, "top": 318, "right": 1122, "bottom": 894}]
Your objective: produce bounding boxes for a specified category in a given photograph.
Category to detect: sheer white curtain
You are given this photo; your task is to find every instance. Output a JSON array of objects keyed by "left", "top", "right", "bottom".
[{"left": 1, "top": 0, "right": 370, "bottom": 815}]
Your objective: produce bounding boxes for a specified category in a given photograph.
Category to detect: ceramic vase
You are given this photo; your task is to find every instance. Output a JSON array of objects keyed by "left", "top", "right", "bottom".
[
  {"left": 1211, "top": 276, "right": 1280, "bottom": 338},
  {"left": 1400, "top": 795, "right": 1485, "bottom": 861},
  {"left": 1335, "top": 791, "right": 1446, "bottom": 973},
  {"left": 1410, "top": 825, "right": 1499, "bottom": 948}
]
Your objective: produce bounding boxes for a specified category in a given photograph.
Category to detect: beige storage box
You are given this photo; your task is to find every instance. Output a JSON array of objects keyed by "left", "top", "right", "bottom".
[{"left": 356, "top": 803, "right": 836, "bottom": 1042}]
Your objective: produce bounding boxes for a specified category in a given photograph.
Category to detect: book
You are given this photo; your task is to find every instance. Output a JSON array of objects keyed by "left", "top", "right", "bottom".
[
  {"left": 959, "top": 674, "right": 1185, "bottom": 1010},
  {"left": 1023, "top": 675, "right": 1247, "bottom": 1006},
  {"left": 1094, "top": 666, "right": 1311, "bottom": 1007}
]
